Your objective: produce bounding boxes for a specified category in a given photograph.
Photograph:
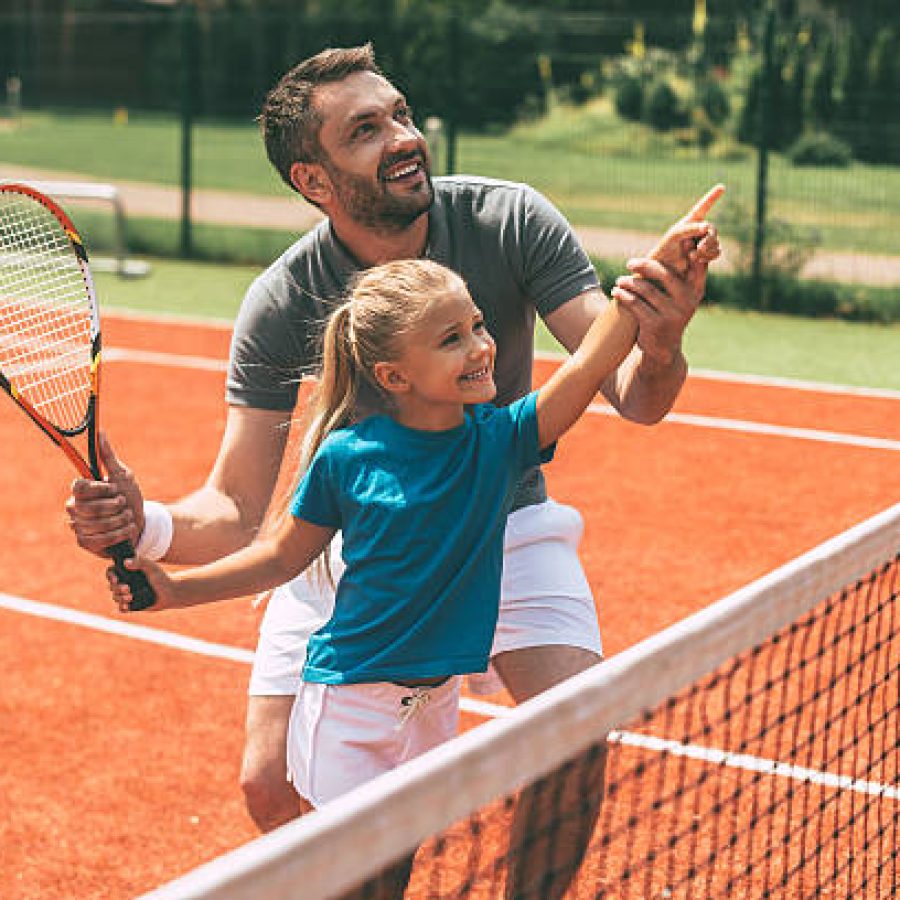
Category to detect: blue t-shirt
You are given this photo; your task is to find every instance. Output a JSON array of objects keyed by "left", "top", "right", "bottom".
[{"left": 291, "top": 392, "right": 553, "bottom": 684}]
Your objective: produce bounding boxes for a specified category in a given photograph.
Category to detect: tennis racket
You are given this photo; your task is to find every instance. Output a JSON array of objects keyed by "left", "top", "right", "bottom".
[{"left": 0, "top": 182, "right": 155, "bottom": 610}]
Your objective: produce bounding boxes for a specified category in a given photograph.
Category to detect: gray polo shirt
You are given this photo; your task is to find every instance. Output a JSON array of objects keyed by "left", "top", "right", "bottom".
[{"left": 226, "top": 175, "right": 599, "bottom": 507}]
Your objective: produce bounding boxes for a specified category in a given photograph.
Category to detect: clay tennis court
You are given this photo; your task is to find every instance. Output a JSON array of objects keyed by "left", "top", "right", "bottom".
[{"left": 1, "top": 311, "right": 898, "bottom": 898}]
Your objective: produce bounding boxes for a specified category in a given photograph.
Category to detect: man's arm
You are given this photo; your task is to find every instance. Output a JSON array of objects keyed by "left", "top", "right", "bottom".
[
  {"left": 67, "top": 406, "right": 292, "bottom": 565},
  {"left": 543, "top": 266, "right": 695, "bottom": 426},
  {"left": 166, "top": 406, "right": 293, "bottom": 563}
]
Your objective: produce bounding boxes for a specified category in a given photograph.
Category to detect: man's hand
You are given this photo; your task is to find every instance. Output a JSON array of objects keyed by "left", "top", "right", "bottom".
[
  {"left": 66, "top": 432, "right": 145, "bottom": 557},
  {"left": 613, "top": 184, "right": 725, "bottom": 371},
  {"left": 612, "top": 258, "right": 704, "bottom": 371}
]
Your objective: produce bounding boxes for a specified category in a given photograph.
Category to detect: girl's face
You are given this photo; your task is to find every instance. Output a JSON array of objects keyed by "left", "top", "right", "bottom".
[{"left": 379, "top": 280, "right": 496, "bottom": 428}]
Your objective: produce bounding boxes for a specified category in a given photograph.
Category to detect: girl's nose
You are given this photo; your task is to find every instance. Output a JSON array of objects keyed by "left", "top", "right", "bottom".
[{"left": 469, "top": 333, "right": 493, "bottom": 357}]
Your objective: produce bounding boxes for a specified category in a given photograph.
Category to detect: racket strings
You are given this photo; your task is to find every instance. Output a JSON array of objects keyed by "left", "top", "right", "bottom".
[{"left": 0, "top": 193, "right": 93, "bottom": 432}]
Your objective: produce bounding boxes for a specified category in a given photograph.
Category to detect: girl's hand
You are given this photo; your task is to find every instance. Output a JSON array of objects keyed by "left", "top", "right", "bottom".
[{"left": 107, "top": 557, "right": 180, "bottom": 613}]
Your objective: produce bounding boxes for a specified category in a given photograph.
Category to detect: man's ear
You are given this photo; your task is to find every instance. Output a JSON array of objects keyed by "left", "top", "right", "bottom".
[
  {"left": 289, "top": 162, "right": 332, "bottom": 206},
  {"left": 373, "top": 362, "right": 409, "bottom": 395}
]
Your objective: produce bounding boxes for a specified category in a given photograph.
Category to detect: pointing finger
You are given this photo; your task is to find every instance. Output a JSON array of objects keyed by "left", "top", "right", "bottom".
[{"left": 683, "top": 183, "right": 726, "bottom": 223}]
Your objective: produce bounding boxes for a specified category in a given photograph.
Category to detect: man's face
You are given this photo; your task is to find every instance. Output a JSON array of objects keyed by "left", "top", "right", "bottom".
[{"left": 312, "top": 71, "right": 433, "bottom": 232}]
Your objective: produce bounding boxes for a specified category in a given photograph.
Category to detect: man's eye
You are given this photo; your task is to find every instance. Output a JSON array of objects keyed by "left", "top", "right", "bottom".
[
  {"left": 473, "top": 320, "right": 486, "bottom": 332},
  {"left": 352, "top": 123, "right": 375, "bottom": 139},
  {"left": 441, "top": 333, "right": 460, "bottom": 347},
  {"left": 396, "top": 106, "right": 413, "bottom": 123}
]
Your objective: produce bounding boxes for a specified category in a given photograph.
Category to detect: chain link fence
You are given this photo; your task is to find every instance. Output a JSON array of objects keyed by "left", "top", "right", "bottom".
[{"left": 1, "top": 3, "right": 897, "bottom": 315}]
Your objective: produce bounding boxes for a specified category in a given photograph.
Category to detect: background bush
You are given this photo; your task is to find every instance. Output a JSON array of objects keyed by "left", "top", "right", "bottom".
[{"left": 787, "top": 132, "right": 852, "bottom": 167}]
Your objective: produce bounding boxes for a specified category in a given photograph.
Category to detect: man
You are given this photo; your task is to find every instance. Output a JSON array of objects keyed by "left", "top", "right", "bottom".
[{"left": 67, "top": 44, "right": 716, "bottom": 884}]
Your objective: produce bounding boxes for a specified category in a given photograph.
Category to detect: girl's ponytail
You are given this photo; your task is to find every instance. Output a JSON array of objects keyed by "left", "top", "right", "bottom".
[
  {"left": 299, "top": 302, "right": 358, "bottom": 474},
  {"left": 288, "top": 301, "right": 359, "bottom": 587}
]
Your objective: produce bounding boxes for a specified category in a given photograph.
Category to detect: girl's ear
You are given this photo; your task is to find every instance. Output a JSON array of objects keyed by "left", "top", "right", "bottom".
[
  {"left": 289, "top": 161, "right": 332, "bottom": 206},
  {"left": 373, "top": 361, "right": 409, "bottom": 395}
]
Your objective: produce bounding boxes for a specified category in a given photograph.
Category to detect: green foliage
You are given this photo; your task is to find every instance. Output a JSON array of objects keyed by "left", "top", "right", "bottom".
[
  {"left": 694, "top": 77, "right": 731, "bottom": 126},
  {"left": 787, "top": 132, "right": 852, "bottom": 167},
  {"left": 857, "top": 27, "right": 900, "bottom": 164},
  {"left": 735, "top": 16, "right": 900, "bottom": 165},
  {"left": 736, "top": 65, "right": 763, "bottom": 147},
  {"left": 808, "top": 32, "right": 837, "bottom": 128},
  {"left": 614, "top": 76, "right": 644, "bottom": 121},
  {"left": 717, "top": 199, "right": 821, "bottom": 312},
  {"left": 644, "top": 80, "right": 688, "bottom": 131},
  {"left": 834, "top": 25, "right": 867, "bottom": 149},
  {"left": 833, "top": 23, "right": 900, "bottom": 164},
  {"left": 706, "top": 271, "right": 900, "bottom": 323},
  {"left": 780, "top": 36, "right": 808, "bottom": 149}
]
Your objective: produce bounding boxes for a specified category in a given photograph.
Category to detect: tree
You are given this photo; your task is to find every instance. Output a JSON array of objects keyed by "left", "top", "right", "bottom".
[
  {"left": 833, "top": 24, "right": 867, "bottom": 154},
  {"left": 858, "top": 27, "right": 899, "bottom": 163},
  {"left": 808, "top": 30, "right": 836, "bottom": 130}
]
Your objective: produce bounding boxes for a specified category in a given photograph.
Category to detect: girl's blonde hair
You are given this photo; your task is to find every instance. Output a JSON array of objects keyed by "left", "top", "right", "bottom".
[{"left": 290, "top": 258, "right": 465, "bottom": 582}]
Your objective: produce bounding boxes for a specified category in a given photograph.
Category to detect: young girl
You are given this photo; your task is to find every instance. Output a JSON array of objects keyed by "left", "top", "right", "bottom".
[{"left": 111, "top": 215, "right": 720, "bottom": 810}]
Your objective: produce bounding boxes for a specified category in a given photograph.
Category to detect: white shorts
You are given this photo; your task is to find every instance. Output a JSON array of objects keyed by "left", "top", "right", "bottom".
[
  {"left": 248, "top": 499, "right": 602, "bottom": 698},
  {"left": 287, "top": 677, "right": 461, "bottom": 807}
]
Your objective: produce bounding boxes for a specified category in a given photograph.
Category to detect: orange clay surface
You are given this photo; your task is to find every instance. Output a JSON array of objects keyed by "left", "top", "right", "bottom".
[{"left": 1, "top": 312, "right": 898, "bottom": 898}]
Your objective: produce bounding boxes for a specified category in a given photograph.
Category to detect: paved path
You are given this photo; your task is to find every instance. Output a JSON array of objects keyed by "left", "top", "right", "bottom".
[{"left": 3, "top": 164, "right": 898, "bottom": 285}]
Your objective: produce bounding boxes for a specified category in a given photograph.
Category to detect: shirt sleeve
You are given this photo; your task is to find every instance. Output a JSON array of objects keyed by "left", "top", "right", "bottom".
[
  {"left": 506, "top": 391, "right": 556, "bottom": 471},
  {"left": 226, "top": 276, "right": 310, "bottom": 411},
  {"left": 290, "top": 442, "right": 342, "bottom": 529},
  {"left": 516, "top": 186, "right": 600, "bottom": 319}
]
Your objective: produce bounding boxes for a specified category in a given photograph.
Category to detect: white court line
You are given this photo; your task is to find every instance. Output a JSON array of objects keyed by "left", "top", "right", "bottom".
[
  {"left": 0, "top": 591, "right": 253, "bottom": 664},
  {"left": 688, "top": 366, "right": 900, "bottom": 401},
  {"left": 103, "top": 345, "right": 900, "bottom": 451},
  {"left": 607, "top": 730, "right": 900, "bottom": 802},
  {"left": 2, "top": 590, "right": 896, "bottom": 804},
  {"left": 587, "top": 403, "right": 900, "bottom": 452},
  {"left": 105, "top": 346, "right": 228, "bottom": 372},
  {"left": 535, "top": 349, "right": 900, "bottom": 400}
]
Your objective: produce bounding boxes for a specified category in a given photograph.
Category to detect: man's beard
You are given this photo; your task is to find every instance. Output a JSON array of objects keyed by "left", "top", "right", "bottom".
[{"left": 325, "top": 161, "right": 434, "bottom": 233}]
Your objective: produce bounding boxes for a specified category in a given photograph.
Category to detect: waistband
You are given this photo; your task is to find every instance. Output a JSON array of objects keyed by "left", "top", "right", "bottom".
[{"left": 390, "top": 675, "right": 452, "bottom": 688}]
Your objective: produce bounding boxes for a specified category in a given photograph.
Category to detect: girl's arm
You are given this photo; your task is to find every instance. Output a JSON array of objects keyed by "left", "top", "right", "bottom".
[
  {"left": 110, "top": 514, "right": 336, "bottom": 612},
  {"left": 535, "top": 217, "right": 717, "bottom": 450}
]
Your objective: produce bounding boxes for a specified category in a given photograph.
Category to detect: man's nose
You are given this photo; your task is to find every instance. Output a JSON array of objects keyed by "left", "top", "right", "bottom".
[{"left": 388, "top": 118, "right": 420, "bottom": 149}]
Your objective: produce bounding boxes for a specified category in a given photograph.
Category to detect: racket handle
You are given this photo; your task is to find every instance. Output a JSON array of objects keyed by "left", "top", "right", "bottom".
[{"left": 107, "top": 540, "right": 157, "bottom": 611}]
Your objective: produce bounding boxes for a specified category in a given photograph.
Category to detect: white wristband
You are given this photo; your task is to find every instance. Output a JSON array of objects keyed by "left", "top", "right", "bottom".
[{"left": 136, "top": 501, "right": 174, "bottom": 561}]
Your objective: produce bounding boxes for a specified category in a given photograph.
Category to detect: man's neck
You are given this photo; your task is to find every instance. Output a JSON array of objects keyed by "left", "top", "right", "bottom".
[{"left": 329, "top": 212, "right": 429, "bottom": 268}]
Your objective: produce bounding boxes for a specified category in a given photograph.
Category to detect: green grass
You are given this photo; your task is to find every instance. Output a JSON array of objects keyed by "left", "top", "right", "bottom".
[
  {"left": 537, "top": 308, "right": 900, "bottom": 391},
  {"left": 0, "top": 109, "right": 280, "bottom": 194},
  {"left": 3, "top": 107, "right": 899, "bottom": 256},
  {"left": 94, "top": 257, "right": 900, "bottom": 391},
  {"left": 95, "top": 258, "right": 257, "bottom": 320},
  {"left": 679, "top": 307, "right": 900, "bottom": 390}
]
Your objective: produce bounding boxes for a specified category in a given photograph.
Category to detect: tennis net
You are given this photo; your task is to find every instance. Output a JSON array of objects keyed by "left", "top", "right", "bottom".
[{"left": 143, "top": 502, "right": 899, "bottom": 899}]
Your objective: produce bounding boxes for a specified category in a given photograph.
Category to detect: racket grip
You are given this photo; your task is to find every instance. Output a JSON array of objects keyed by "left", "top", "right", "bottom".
[{"left": 107, "top": 540, "right": 157, "bottom": 611}]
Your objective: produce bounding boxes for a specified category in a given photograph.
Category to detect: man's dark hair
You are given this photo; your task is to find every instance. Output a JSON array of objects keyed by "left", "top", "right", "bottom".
[{"left": 259, "top": 44, "right": 384, "bottom": 192}]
